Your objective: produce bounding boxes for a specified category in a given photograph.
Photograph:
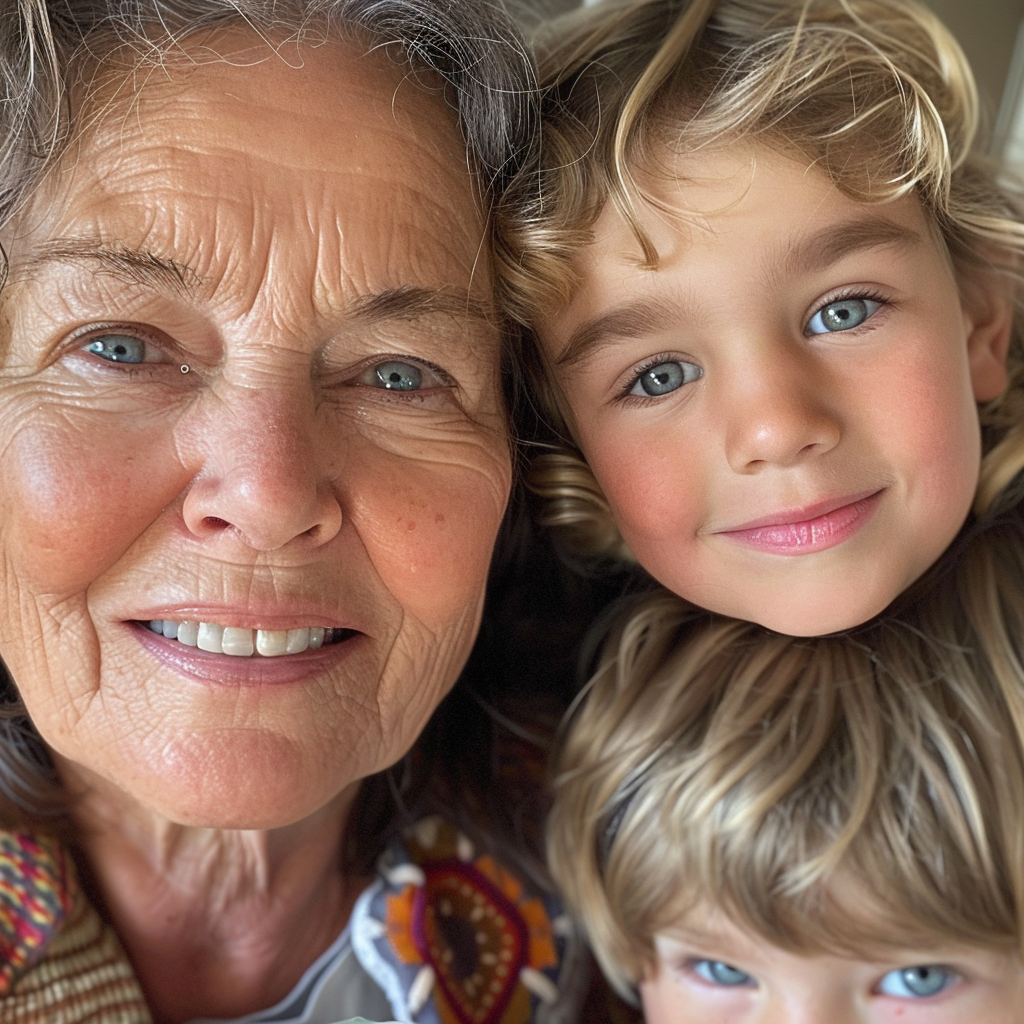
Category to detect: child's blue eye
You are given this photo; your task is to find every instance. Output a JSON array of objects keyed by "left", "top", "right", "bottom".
[
  {"left": 806, "top": 297, "right": 882, "bottom": 335},
  {"left": 693, "top": 959, "right": 755, "bottom": 987},
  {"left": 877, "top": 965, "right": 957, "bottom": 998},
  {"left": 628, "top": 360, "right": 702, "bottom": 397}
]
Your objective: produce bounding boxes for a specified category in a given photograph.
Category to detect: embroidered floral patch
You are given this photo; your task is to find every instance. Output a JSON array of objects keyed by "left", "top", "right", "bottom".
[{"left": 352, "top": 818, "right": 567, "bottom": 1024}]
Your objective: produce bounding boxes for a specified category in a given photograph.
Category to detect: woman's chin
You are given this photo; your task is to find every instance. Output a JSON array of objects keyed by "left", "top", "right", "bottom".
[{"left": 93, "top": 730, "right": 358, "bottom": 831}]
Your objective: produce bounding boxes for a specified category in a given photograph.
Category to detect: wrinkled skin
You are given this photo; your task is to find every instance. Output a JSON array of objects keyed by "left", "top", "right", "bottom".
[{"left": 0, "top": 31, "right": 510, "bottom": 1019}]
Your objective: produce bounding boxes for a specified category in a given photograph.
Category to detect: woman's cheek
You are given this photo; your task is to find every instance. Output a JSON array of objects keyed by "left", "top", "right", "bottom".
[
  {"left": 338, "top": 398, "right": 510, "bottom": 624},
  {"left": 0, "top": 397, "right": 186, "bottom": 595},
  {"left": 348, "top": 449, "right": 509, "bottom": 627}
]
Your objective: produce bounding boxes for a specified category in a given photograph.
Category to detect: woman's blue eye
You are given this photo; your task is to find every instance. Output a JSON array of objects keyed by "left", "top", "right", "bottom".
[
  {"left": 693, "top": 960, "right": 755, "bottom": 987},
  {"left": 806, "top": 297, "right": 882, "bottom": 335},
  {"left": 371, "top": 360, "right": 424, "bottom": 391},
  {"left": 629, "top": 360, "right": 702, "bottom": 397},
  {"left": 84, "top": 335, "right": 148, "bottom": 363},
  {"left": 878, "top": 965, "right": 957, "bottom": 999}
]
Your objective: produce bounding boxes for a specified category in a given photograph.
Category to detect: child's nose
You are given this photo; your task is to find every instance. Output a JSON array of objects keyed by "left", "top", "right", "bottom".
[
  {"left": 722, "top": 341, "right": 841, "bottom": 473},
  {"left": 764, "top": 989, "right": 861, "bottom": 1024}
]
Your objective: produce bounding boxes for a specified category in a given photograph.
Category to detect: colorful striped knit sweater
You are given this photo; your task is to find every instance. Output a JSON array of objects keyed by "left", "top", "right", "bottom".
[{"left": 0, "top": 829, "right": 151, "bottom": 1023}]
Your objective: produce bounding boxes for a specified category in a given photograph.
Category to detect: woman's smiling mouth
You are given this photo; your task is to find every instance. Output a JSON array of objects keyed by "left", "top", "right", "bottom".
[
  {"left": 716, "top": 490, "right": 885, "bottom": 555},
  {"left": 139, "top": 620, "right": 357, "bottom": 657}
]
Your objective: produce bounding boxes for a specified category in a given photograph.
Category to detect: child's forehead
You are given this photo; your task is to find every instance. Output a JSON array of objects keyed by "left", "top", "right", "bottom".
[
  {"left": 540, "top": 140, "right": 942, "bottom": 352},
  {"left": 655, "top": 900, "right": 1017, "bottom": 973},
  {"left": 636, "top": 140, "right": 810, "bottom": 213},
  {"left": 595, "top": 140, "right": 931, "bottom": 264}
]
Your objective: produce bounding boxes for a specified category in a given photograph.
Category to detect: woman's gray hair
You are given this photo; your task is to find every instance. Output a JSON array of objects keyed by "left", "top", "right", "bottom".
[
  {"left": 0, "top": 0, "right": 537, "bottom": 267},
  {"left": 0, "top": 0, "right": 538, "bottom": 822}
]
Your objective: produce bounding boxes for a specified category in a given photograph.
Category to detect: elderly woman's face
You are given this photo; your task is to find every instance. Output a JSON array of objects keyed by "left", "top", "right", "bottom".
[{"left": 0, "top": 33, "right": 510, "bottom": 828}]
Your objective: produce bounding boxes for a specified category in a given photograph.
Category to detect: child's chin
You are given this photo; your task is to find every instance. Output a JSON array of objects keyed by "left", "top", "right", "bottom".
[{"left": 714, "top": 586, "right": 893, "bottom": 636}]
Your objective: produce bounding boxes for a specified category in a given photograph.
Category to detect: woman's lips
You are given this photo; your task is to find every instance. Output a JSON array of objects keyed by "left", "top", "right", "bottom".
[
  {"left": 142, "top": 619, "right": 355, "bottom": 657},
  {"left": 716, "top": 490, "right": 884, "bottom": 555},
  {"left": 131, "top": 620, "right": 366, "bottom": 687}
]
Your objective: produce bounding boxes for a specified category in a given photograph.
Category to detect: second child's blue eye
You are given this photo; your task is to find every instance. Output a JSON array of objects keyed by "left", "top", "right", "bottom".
[
  {"left": 629, "top": 360, "right": 702, "bottom": 397},
  {"left": 807, "top": 297, "right": 882, "bottom": 334},
  {"left": 694, "top": 960, "right": 754, "bottom": 987},
  {"left": 878, "top": 965, "right": 957, "bottom": 998}
]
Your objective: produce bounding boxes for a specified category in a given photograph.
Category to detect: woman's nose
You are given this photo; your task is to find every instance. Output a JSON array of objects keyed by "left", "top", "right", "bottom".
[
  {"left": 723, "top": 342, "right": 841, "bottom": 474},
  {"left": 181, "top": 383, "right": 343, "bottom": 552}
]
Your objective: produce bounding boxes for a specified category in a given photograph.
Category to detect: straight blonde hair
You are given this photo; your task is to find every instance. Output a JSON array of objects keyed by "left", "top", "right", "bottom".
[{"left": 549, "top": 506, "right": 1024, "bottom": 994}]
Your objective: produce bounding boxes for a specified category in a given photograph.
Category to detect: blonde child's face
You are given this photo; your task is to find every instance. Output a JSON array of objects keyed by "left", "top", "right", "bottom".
[
  {"left": 641, "top": 908, "right": 1023, "bottom": 1024},
  {"left": 536, "top": 143, "right": 1011, "bottom": 635}
]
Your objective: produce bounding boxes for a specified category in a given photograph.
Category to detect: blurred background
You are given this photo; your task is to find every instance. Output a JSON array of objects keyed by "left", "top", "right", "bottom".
[
  {"left": 932, "top": 0, "right": 1024, "bottom": 165},
  {"left": 520, "top": 0, "right": 1024, "bottom": 169}
]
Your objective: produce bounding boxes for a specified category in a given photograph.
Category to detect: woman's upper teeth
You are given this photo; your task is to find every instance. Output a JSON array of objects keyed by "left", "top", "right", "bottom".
[{"left": 147, "top": 620, "right": 330, "bottom": 657}]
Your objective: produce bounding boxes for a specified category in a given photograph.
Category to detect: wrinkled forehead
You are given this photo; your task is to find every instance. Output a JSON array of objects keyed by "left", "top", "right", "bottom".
[
  {"left": 70, "top": 22, "right": 467, "bottom": 164},
  {"left": 5, "top": 25, "right": 492, "bottom": 316}
]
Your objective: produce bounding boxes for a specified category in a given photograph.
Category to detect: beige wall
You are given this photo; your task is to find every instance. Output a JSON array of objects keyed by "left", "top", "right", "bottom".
[
  {"left": 531, "top": 1, "right": 1024, "bottom": 155},
  {"left": 924, "top": 0, "right": 1024, "bottom": 120}
]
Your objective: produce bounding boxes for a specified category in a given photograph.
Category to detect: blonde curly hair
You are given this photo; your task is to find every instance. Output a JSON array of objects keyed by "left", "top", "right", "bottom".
[{"left": 495, "top": 0, "right": 1024, "bottom": 561}]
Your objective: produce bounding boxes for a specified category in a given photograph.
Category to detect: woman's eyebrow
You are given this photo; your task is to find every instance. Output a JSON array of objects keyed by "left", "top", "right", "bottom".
[
  {"left": 18, "top": 239, "right": 202, "bottom": 293},
  {"left": 348, "top": 286, "right": 494, "bottom": 328},
  {"left": 14, "top": 245, "right": 493, "bottom": 328}
]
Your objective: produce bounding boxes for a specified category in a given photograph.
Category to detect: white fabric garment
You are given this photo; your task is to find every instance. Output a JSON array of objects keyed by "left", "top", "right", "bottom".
[{"left": 189, "top": 925, "right": 395, "bottom": 1024}]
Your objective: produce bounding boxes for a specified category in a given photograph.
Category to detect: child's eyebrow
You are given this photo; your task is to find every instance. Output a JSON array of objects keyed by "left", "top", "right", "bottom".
[
  {"left": 776, "top": 217, "right": 923, "bottom": 280},
  {"left": 554, "top": 298, "right": 677, "bottom": 368},
  {"left": 554, "top": 218, "right": 922, "bottom": 369},
  {"left": 658, "top": 923, "right": 760, "bottom": 961}
]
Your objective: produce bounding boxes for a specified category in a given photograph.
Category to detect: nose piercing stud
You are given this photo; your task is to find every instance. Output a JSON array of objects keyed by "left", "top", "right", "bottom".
[{"left": 180, "top": 364, "right": 190, "bottom": 374}]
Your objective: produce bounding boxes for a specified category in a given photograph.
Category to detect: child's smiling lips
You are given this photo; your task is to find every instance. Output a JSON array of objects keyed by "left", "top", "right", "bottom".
[{"left": 715, "top": 489, "right": 885, "bottom": 555}]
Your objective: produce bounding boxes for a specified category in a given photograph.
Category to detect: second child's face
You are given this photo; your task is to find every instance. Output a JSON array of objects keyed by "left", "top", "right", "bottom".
[
  {"left": 641, "top": 909, "right": 1023, "bottom": 1024},
  {"left": 536, "top": 144, "right": 1011, "bottom": 635}
]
